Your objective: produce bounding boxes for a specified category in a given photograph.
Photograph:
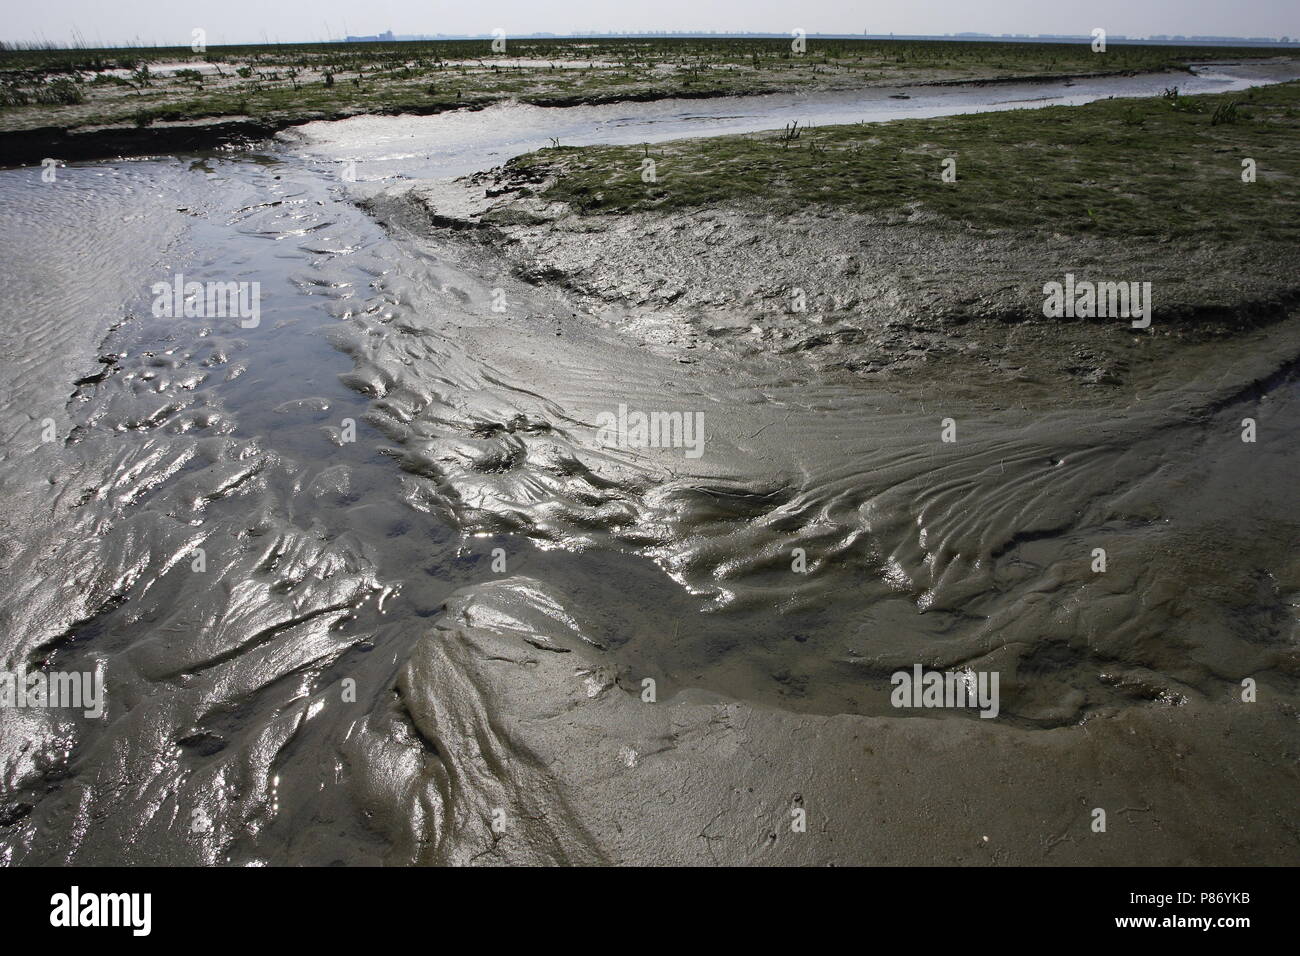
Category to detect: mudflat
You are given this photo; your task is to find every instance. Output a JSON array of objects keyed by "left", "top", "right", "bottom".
[{"left": 0, "top": 42, "right": 1296, "bottom": 866}]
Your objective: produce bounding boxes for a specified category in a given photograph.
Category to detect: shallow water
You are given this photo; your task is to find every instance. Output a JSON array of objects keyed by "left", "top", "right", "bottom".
[
  {"left": 0, "top": 154, "right": 746, "bottom": 862},
  {"left": 0, "top": 64, "right": 1296, "bottom": 864},
  {"left": 284, "top": 60, "right": 1300, "bottom": 179}
]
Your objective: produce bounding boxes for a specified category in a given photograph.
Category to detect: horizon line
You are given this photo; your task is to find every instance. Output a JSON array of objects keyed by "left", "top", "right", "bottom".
[{"left": 4, "top": 31, "right": 1299, "bottom": 53}]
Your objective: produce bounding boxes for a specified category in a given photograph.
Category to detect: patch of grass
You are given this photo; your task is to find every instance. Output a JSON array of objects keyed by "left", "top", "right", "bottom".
[
  {"left": 35, "top": 77, "right": 83, "bottom": 104},
  {"left": 506, "top": 80, "right": 1300, "bottom": 243}
]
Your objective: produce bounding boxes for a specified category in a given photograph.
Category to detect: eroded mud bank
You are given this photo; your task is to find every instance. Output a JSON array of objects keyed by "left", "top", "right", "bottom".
[{"left": 388, "top": 176, "right": 1300, "bottom": 381}]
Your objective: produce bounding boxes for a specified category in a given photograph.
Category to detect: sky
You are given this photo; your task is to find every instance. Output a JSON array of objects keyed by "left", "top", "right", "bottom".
[{"left": 7, "top": 0, "right": 1298, "bottom": 48}]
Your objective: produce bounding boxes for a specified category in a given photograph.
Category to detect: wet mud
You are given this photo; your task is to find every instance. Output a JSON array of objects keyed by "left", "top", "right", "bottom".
[{"left": 0, "top": 71, "right": 1296, "bottom": 866}]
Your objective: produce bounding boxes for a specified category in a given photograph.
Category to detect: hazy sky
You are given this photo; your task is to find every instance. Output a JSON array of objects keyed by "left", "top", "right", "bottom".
[{"left": 9, "top": 0, "right": 1298, "bottom": 47}]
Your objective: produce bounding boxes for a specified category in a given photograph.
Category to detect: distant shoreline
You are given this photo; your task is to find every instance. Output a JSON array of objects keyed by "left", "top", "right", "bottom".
[
  {"left": 0, "top": 64, "right": 1257, "bottom": 167},
  {"left": 1, "top": 37, "right": 1290, "bottom": 166}
]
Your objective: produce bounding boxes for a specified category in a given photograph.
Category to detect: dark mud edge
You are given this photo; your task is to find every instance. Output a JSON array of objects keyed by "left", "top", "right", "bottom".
[
  {"left": 0, "top": 101, "right": 488, "bottom": 168},
  {"left": 901, "top": 67, "right": 1179, "bottom": 88},
  {"left": 0, "top": 117, "right": 288, "bottom": 167}
]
